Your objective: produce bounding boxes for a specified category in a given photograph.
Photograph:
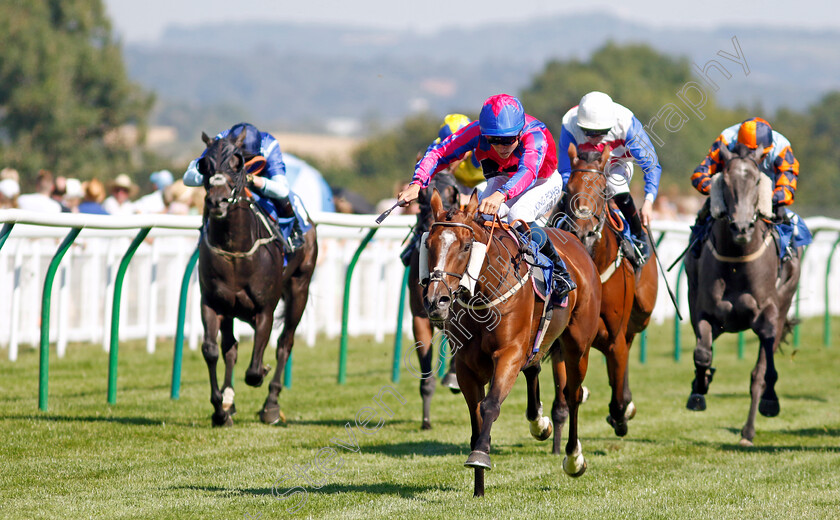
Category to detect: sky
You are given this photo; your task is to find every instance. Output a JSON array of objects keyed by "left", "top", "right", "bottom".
[{"left": 104, "top": 0, "right": 840, "bottom": 43}]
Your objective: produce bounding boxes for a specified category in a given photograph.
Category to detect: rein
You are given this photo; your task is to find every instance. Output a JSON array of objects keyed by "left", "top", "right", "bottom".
[
  {"left": 202, "top": 201, "right": 279, "bottom": 259},
  {"left": 567, "top": 167, "right": 624, "bottom": 281},
  {"left": 707, "top": 228, "right": 773, "bottom": 263}
]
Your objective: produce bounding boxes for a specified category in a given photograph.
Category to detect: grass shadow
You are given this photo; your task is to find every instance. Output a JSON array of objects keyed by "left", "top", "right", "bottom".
[
  {"left": 5, "top": 414, "right": 162, "bottom": 426},
  {"left": 362, "top": 440, "right": 464, "bottom": 458},
  {"left": 172, "top": 481, "right": 457, "bottom": 500}
]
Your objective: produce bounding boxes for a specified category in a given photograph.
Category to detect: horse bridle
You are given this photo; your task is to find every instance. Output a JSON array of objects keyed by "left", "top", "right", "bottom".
[
  {"left": 205, "top": 147, "right": 249, "bottom": 206},
  {"left": 563, "top": 167, "right": 608, "bottom": 242},
  {"left": 719, "top": 157, "right": 763, "bottom": 225},
  {"left": 426, "top": 221, "right": 475, "bottom": 289}
]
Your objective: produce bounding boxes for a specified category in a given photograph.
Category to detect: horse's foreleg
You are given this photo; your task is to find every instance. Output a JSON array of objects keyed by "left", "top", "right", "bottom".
[
  {"left": 687, "top": 317, "right": 717, "bottom": 411},
  {"left": 523, "top": 364, "right": 552, "bottom": 442},
  {"left": 550, "top": 347, "right": 569, "bottom": 455},
  {"left": 561, "top": 337, "right": 589, "bottom": 477},
  {"left": 412, "top": 315, "right": 436, "bottom": 430},
  {"left": 457, "top": 355, "right": 487, "bottom": 497},
  {"left": 220, "top": 317, "right": 238, "bottom": 416},
  {"left": 201, "top": 303, "right": 229, "bottom": 427},
  {"left": 740, "top": 309, "right": 781, "bottom": 445},
  {"left": 604, "top": 334, "right": 632, "bottom": 437},
  {"left": 244, "top": 310, "right": 273, "bottom": 388}
]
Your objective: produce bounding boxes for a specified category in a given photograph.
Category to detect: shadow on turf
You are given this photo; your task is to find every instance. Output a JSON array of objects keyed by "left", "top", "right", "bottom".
[
  {"left": 712, "top": 392, "right": 827, "bottom": 403},
  {"left": 688, "top": 433, "right": 840, "bottom": 452},
  {"left": 173, "top": 481, "right": 458, "bottom": 498},
  {"left": 6, "top": 414, "right": 161, "bottom": 426}
]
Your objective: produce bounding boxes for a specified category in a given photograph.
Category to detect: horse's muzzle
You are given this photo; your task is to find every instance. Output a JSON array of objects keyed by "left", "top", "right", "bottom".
[
  {"left": 729, "top": 221, "right": 755, "bottom": 244},
  {"left": 425, "top": 294, "right": 451, "bottom": 321}
]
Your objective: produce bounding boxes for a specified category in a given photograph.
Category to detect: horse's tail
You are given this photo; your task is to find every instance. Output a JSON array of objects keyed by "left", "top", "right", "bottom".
[{"left": 777, "top": 316, "right": 800, "bottom": 354}]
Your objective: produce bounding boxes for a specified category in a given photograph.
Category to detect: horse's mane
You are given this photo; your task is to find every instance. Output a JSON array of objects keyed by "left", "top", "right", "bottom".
[{"left": 578, "top": 151, "right": 603, "bottom": 164}]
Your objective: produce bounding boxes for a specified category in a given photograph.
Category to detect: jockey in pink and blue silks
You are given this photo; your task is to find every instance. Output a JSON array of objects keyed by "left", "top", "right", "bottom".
[
  {"left": 398, "top": 94, "right": 575, "bottom": 301},
  {"left": 183, "top": 122, "right": 304, "bottom": 251}
]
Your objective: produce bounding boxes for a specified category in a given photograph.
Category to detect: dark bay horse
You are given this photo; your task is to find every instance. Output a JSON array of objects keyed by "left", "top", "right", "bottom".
[
  {"left": 198, "top": 130, "right": 317, "bottom": 427},
  {"left": 424, "top": 190, "right": 601, "bottom": 496},
  {"left": 406, "top": 176, "right": 461, "bottom": 430},
  {"left": 685, "top": 144, "right": 801, "bottom": 447},
  {"left": 549, "top": 145, "right": 658, "bottom": 437}
]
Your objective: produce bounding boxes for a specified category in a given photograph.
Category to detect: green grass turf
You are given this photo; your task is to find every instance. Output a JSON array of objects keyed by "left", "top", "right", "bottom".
[{"left": 1, "top": 318, "right": 839, "bottom": 519}]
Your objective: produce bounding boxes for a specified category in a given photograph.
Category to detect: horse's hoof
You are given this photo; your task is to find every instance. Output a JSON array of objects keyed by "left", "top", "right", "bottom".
[
  {"left": 245, "top": 372, "right": 264, "bottom": 387},
  {"left": 580, "top": 386, "right": 590, "bottom": 403},
  {"left": 421, "top": 419, "right": 432, "bottom": 430},
  {"left": 759, "top": 399, "right": 780, "bottom": 417},
  {"left": 529, "top": 416, "right": 553, "bottom": 441},
  {"left": 464, "top": 450, "right": 492, "bottom": 470},
  {"left": 221, "top": 387, "right": 235, "bottom": 412},
  {"left": 260, "top": 405, "right": 286, "bottom": 425},
  {"left": 686, "top": 393, "right": 706, "bottom": 411},
  {"left": 562, "top": 441, "right": 586, "bottom": 477},
  {"left": 625, "top": 401, "right": 636, "bottom": 420},
  {"left": 212, "top": 413, "right": 233, "bottom": 427},
  {"left": 606, "top": 415, "right": 628, "bottom": 437},
  {"left": 441, "top": 373, "right": 460, "bottom": 393},
  {"left": 738, "top": 437, "right": 754, "bottom": 448},
  {"left": 564, "top": 460, "right": 587, "bottom": 478}
]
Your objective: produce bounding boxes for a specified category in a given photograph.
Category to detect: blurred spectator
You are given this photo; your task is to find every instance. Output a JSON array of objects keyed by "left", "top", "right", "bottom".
[
  {"left": 0, "top": 178, "right": 20, "bottom": 209},
  {"left": 78, "top": 179, "right": 108, "bottom": 215},
  {"left": 283, "top": 153, "right": 335, "bottom": 213},
  {"left": 332, "top": 188, "right": 375, "bottom": 214},
  {"left": 135, "top": 169, "right": 173, "bottom": 214},
  {"left": 1, "top": 167, "right": 20, "bottom": 183},
  {"left": 64, "top": 178, "right": 84, "bottom": 213},
  {"left": 163, "top": 180, "right": 201, "bottom": 215},
  {"left": 18, "top": 170, "right": 62, "bottom": 213},
  {"left": 51, "top": 175, "right": 71, "bottom": 212},
  {"left": 103, "top": 174, "right": 138, "bottom": 215}
]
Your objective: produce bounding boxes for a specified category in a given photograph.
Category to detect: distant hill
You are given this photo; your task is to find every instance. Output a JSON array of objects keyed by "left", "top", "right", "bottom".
[{"left": 123, "top": 13, "right": 840, "bottom": 146}]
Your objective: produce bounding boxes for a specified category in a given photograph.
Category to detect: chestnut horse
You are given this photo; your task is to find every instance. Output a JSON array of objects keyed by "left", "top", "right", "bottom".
[
  {"left": 198, "top": 130, "right": 317, "bottom": 426},
  {"left": 550, "top": 146, "right": 658, "bottom": 437},
  {"left": 406, "top": 177, "right": 461, "bottom": 430},
  {"left": 685, "top": 144, "right": 801, "bottom": 446},
  {"left": 424, "top": 190, "right": 601, "bottom": 496}
]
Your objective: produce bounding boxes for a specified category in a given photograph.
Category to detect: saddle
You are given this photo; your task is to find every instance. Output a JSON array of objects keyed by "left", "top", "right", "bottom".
[{"left": 605, "top": 206, "right": 648, "bottom": 272}]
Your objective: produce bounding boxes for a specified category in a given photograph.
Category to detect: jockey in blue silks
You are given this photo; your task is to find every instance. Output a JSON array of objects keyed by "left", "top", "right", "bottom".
[{"left": 184, "top": 122, "right": 304, "bottom": 251}]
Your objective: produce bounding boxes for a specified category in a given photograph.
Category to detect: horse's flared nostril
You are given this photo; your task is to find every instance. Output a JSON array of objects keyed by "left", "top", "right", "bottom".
[{"left": 437, "top": 296, "right": 450, "bottom": 309}]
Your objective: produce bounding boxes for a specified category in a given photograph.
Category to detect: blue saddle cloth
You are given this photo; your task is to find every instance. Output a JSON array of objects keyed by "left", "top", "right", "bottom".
[
  {"left": 776, "top": 209, "right": 812, "bottom": 255},
  {"left": 610, "top": 208, "right": 633, "bottom": 242},
  {"left": 256, "top": 192, "right": 312, "bottom": 266}
]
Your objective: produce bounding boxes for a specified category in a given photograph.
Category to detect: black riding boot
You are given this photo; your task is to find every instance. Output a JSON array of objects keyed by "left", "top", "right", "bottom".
[
  {"left": 520, "top": 223, "right": 577, "bottom": 302},
  {"left": 613, "top": 193, "right": 649, "bottom": 267},
  {"left": 689, "top": 198, "right": 712, "bottom": 258},
  {"left": 276, "top": 196, "right": 304, "bottom": 253}
]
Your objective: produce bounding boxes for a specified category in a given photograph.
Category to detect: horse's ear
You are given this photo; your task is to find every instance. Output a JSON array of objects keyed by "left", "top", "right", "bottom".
[
  {"left": 201, "top": 132, "right": 213, "bottom": 146},
  {"left": 567, "top": 143, "right": 578, "bottom": 165},
  {"left": 751, "top": 146, "right": 766, "bottom": 162},
  {"left": 465, "top": 189, "right": 479, "bottom": 217},
  {"left": 430, "top": 189, "right": 445, "bottom": 221},
  {"left": 719, "top": 144, "right": 734, "bottom": 164},
  {"left": 233, "top": 128, "right": 247, "bottom": 148},
  {"left": 599, "top": 145, "right": 612, "bottom": 170}
]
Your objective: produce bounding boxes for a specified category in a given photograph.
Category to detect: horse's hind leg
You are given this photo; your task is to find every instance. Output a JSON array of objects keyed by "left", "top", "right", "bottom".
[
  {"left": 550, "top": 347, "right": 569, "bottom": 455},
  {"left": 560, "top": 332, "right": 591, "bottom": 478},
  {"left": 220, "top": 317, "right": 238, "bottom": 417},
  {"left": 261, "top": 275, "right": 312, "bottom": 425},
  {"left": 408, "top": 268, "right": 437, "bottom": 429},
  {"left": 201, "top": 304, "right": 231, "bottom": 427},
  {"left": 524, "top": 364, "right": 552, "bottom": 441}
]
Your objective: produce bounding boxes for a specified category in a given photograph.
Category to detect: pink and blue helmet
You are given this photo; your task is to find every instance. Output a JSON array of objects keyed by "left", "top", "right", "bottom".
[{"left": 478, "top": 94, "right": 525, "bottom": 137}]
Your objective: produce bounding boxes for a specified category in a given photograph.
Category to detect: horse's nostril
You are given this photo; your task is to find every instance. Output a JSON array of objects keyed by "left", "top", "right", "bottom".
[{"left": 437, "top": 296, "right": 450, "bottom": 308}]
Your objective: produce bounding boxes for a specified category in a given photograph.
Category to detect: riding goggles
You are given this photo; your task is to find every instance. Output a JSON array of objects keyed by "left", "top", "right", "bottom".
[
  {"left": 485, "top": 135, "right": 519, "bottom": 146},
  {"left": 581, "top": 128, "right": 610, "bottom": 137}
]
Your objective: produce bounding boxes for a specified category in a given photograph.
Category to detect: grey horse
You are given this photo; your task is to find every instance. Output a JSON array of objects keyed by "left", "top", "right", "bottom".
[{"left": 684, "top": 143, "right": 801, "bottom": 447}]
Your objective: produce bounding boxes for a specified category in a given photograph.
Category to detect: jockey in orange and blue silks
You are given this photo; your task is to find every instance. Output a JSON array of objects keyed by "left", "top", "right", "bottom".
[
  {"left": 183, "top": 122, "right": 304, "bottom": 251},
  {"left": 691, "top": 117, "right": 799, "bottom": 211},
  {"left": 559, "top": 91, "right": 662, "bottom": 266},
  {"left": 398, "top": 94, "right": 575, "bottom": 302}
]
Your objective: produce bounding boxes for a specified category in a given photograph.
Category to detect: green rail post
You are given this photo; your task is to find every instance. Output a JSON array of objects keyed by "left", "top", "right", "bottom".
[
  {"left": 737, "top": 332, "right": 745, "bottom": 359},
  {"left": 171, "top": 245, "right": 200, "bottom": 400},
  {"left": 283, "top": 352, "right": 293, "bottom": 388},
  {"left": 338, "top": 228, "right": 378, "bottom": 384},
  {"left": 824, "top": 234, "right": 840, "bottom": 347},
  {"left": 39, "top": 227, "right": 82, "bottom": 411},
  {"left": 0, "top": 223, "right": 14, "bottom": 252},
  {"left": 793, "top": 242, "right": 812, "bottom": 348},
  {"left": 437, "top": 335, "right": 448, "bottom": 378},
  {"left": 392, "top": 265, "right": 411, "bottom": 383},
  {"left": 107, "top": 228, "right": 151, "bottom": 405},
  {"left": 673, "top": 261, "right": 686, "bottom": 362}
]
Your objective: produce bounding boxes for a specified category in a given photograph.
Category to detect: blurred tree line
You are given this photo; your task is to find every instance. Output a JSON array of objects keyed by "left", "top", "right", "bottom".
[
  {"left": 0, "top": 0, "right": 153, "bottom": 189},
  {"left": 315, "top": 43, "right": 839, "bottom": 217},
  {"left": 0, "top": 3, "right": 837, "bottom": 215}
]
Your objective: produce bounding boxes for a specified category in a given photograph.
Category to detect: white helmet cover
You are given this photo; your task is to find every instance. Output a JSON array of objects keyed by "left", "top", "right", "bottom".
[{"left": 577, "top": 91, "right": 616, "bottom": 130}]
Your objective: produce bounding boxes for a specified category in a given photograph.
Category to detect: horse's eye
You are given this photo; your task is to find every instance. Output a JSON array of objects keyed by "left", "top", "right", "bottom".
[{"left": 462, "top": 242, "right": 472, "bottom": 252}]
